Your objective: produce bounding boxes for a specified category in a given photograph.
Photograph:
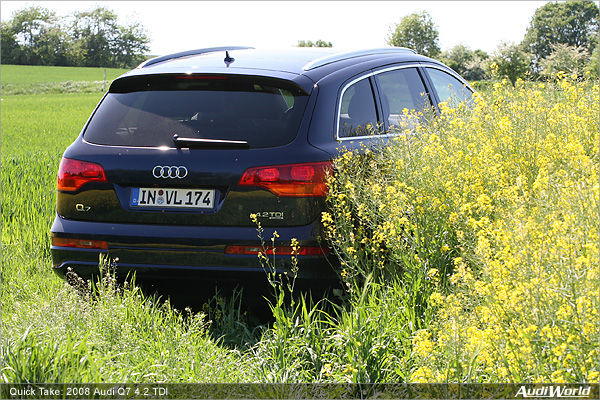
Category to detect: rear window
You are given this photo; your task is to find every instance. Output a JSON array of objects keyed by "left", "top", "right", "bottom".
[{"left": 84, "top": 74, "right": 309, "bottom": 148}]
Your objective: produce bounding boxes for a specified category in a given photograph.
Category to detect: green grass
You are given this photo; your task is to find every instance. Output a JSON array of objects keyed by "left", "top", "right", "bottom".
[
  {"left": 1, "top": 65, "right": 128, "bottom": 85},
  {"left": 1, "top": 64, "right": 129, "bottom": 95},
  {"left": 0, "top": 92, "right": 104, "bottom": 326},
  {"left": 1, "top": 93, "right": 103, "bottom": 155}
]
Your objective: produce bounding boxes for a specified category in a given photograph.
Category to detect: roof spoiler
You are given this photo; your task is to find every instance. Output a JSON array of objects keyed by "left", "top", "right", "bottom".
[
  {"left": 302, "top": 47, "right": 416, "bottom": 71},
  {"left": 137, "top": 46, "right": 254, "bottom": 68}
]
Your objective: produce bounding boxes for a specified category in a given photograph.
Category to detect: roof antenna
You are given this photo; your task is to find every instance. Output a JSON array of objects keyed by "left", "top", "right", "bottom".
[{"left": 224, "top": 51, "right": 235, "bottom": 67}]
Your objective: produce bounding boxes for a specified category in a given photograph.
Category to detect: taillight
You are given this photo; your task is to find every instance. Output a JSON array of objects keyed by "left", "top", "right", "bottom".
[
  {"left": 57, "top": 158, "right": 107, "bottom": 192},
  {"left": 238, "top": 161, "right": 332, "bottom": 197},
  {"left": 225, "top": 245, "right": 328, "bottom": 256},
  {"left": 52, "top": 237, "right": 108, "bottom": 250}
]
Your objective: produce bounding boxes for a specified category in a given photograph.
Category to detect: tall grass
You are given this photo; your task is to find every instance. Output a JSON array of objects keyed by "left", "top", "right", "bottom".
[
  {"left": 1, "top": 93, "right": 105, "bottom": 318},
  {"left": 2, "top": 257, "right": 256, "bottom": 383}
]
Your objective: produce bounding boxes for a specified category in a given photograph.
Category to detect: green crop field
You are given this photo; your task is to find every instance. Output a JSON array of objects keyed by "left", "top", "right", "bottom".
[
  {"left": 1, "top": 93, "right": 103, "bottom": 155},
  {"left": 1, "top": 65, "right": 598, "bottom": 393},
  {"left": 1, "top": 64, "right": 128, "bottom": 85},
  {"left": 1, "top": 64, "right": 129, "bottom": 95}
]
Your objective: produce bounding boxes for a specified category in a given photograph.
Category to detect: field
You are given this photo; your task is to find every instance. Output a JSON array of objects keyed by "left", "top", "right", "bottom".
[
  {"left": 0, "top": 65, "right": 129, "bottom": 95},
  {"left": 0, "top": 65, "right": 128, "bottom": 86},
  {"left": 1, "top": 65, "right": 598, "bottom": 395}
]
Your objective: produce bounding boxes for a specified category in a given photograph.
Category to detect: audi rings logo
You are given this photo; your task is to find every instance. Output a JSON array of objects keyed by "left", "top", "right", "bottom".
[{"left": 152, "top": 165, "right": 188, "bottom": 179}]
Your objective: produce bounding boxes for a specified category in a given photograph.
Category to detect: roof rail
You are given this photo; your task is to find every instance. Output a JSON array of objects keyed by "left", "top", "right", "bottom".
[
  {"left": 138, "top": 46, "right": 254, "bottom": 68},
  {"left": 302, "top": 47, "right": 416, "bottom": 71}
]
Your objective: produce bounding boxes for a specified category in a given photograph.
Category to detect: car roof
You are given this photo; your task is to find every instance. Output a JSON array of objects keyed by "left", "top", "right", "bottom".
[
  {"left": 129, "top": 46, "right": 436, "bottom": 74},
  {"left": 138, "top": 47, "right": 339, "bottom": 70},
  {"left": 114, "top": 47, "right": 447, "bottom": 93}
]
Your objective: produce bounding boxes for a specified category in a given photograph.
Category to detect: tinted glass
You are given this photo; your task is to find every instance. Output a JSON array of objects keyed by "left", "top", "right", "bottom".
[
  {"left": 84, "top": 75, "right": 309, "bottom": 148},
  {"left": 338, "top": 77, "right": 378, "bottom": 138},
  {"left": 375, "top": 68, "right": 430, "bottom": 131},
  {"left": 427, "top": 68, "right": 472, "bottom": 104}
]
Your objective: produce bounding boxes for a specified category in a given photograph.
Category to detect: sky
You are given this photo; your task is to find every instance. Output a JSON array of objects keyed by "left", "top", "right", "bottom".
[{"left": 1, "top": 1, "right": 554, "bottom": 56}]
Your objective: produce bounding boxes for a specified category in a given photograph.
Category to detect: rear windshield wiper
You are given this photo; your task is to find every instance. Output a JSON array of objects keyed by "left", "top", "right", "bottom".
[{"left": 173, "top": 134, "right": 250, "bottom": 149}]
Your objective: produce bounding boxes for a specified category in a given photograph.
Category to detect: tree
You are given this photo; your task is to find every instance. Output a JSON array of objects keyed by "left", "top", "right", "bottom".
[
  {"left": 441, "top": 45, "right": 489, "bottom": 81},
  {"left": 522, "top": 1, "right": 599, "bottom": 72},
  {"left": 490, "top": 42, "right": 531, "bottom": 86},
  {"left": 1, "top": 21, "right": 19, "bottom": 63},
  {"left": 9, "top": 5, "right": 56, "bottom": 47},
  {"left": 2, "top": 5, "right": 59, "bottom": 65},
  {"left": 112, "top": 22, "right": 150, "bottom": 68},
  {"left": 297, "top": 39, "right": 332, "bottom": 47},
  {"left": 586, "top": 44, "right": 599, "bottom": 79},
  {"left": 31, "top": 24, "right": 71, "bottom": 66},
  {"left": 465, "top": 49, "right": 490, "bottom": 81},
  {"left": 441, "top": 44, "right": 475, "bottom": 75},
  {"left": 0, "top": 5, "right": 149, "bottom": 68},
  {"left": 69, "top": 7, "right": 150, "bottom": 68},
  {"left": 540, "top": 43, "right": 589, "bottom": 78},
  {"left": 387, "top": 11, "right": 440, "bottom": 57},
  {"left": 70, "top": 7, "right": 120, "bottom": 67}
]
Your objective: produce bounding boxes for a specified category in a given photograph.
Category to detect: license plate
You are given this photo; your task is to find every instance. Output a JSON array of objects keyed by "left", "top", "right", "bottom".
[{"left": 131, "top": 188, "right": 215, "bottom": 209}]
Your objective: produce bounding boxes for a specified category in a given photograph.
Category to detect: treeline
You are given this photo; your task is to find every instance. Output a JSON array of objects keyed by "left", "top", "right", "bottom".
[
  {"left": 1, "top": 6, "right": 150, "bottom": 69},
  {"left": 3, "top": 2, "right": 598, "bottom": 80},
  {"left": 387, "top": 1, "right": 599, "bottom": 84}
]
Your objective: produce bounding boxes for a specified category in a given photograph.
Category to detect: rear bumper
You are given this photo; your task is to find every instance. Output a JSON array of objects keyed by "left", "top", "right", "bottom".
[{"left": 50, "top": 216, "right": 338, "bottom": 287}]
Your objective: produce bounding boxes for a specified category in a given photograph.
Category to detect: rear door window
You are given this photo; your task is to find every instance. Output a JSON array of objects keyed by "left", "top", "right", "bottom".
[{"left": 84, "top": 75, "right": 309, "bottom": 148}]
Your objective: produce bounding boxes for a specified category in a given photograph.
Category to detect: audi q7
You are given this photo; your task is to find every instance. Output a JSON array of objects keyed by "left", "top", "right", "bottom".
[{"left": 51, "top": 46, "right": 472, "bottom": 294}]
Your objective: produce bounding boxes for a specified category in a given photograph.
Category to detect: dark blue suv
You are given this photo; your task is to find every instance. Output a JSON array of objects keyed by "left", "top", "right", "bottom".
[{"left": 51, "top": 46, "right": 472, "bottom": 292}]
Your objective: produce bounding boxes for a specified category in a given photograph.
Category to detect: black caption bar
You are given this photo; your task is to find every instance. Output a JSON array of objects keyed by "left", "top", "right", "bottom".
[{"left": 2, "top": 383, "right": 599, "bottom": 400}]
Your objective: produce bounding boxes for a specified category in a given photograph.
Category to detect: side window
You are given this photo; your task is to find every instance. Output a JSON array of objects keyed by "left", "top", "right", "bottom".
[
  {"left": 338, "top": 77, "right": 378, "bottom": 138},
  {"left": 426, "top": 68, "right": 472, "bottom": 104},
  {"left": 375, "top": 67, "right": 430, "bottom": 131}
]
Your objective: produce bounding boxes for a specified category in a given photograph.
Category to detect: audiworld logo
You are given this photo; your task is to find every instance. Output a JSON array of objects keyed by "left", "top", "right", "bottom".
[{"left": 515, "top": 385, "right": 592, "bottom": 398}]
